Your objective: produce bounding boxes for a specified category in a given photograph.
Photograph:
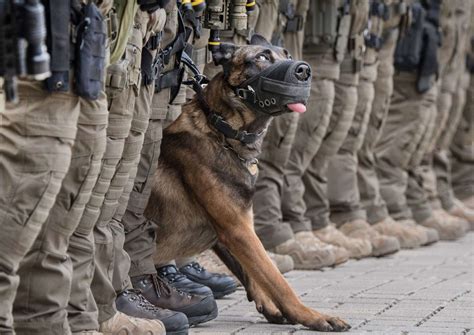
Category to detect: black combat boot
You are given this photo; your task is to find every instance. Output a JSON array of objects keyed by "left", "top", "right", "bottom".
[
  {"left": 116, "top": 289, "right": 189, "bottom": 335},
  {"left": 131, "top": 273, "right": 218, "bottom": 326},
  {"left": 157, "top": 264, "right": 213, "bottom": 297},
  {"left": 179, "top": 261, "right": 237, "bottom": 299}
]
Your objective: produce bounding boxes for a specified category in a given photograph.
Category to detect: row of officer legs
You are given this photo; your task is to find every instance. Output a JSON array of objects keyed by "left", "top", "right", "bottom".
[{"left": 252, "top": 0, "right": 474, "bottom": 274}]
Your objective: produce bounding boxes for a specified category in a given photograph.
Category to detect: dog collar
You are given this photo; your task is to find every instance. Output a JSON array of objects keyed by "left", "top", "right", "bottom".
[{"left": 181, "top": 52, "right": 266, "bottom": 145}]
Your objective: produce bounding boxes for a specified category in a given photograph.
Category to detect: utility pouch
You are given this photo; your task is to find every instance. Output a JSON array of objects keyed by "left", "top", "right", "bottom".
[
  {"left": 394, "top": 3, "right": 425, "bottom": 72},
  {"left": 334, "top": 2, "right": 351, "bottom": 63},
  {"left": 43, "top": 0, "right": 71, "bottom": 92},
  {"left": 305, "top": 0, "right": 341, "bottom": 49},
  {"left": 416, "top": 20, "right": 440, "bottom": 93},
  {"left": 284, "top": 14, "right": 304, "bottom": 33},
  {"left": 74, "top": 2, "right": 107, "bottom": 100}
]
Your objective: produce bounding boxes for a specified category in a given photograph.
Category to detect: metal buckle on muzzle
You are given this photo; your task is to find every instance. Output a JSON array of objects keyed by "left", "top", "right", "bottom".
[{"left": 234, "top": 60, "right": 312, "bottom": 116}]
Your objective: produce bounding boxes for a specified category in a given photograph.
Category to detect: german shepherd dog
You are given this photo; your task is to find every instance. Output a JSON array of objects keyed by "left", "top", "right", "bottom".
[{"left": 145, "top": 35, "right": 351, "bottom": 331}]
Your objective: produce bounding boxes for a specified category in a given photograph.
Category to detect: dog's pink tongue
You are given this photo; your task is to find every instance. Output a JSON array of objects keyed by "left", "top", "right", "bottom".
[{"left": 287, "top": 103, "right": 306, "bottom": 113}]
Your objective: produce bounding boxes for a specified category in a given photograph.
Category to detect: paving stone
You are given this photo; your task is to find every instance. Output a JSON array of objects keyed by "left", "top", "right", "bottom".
[{"left": 190, "top": 233, "right": 473, "bottom": 335}]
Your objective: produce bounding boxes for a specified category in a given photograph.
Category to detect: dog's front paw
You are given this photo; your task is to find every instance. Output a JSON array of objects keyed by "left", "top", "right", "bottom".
[
  {"left": 325, "top": 315, "right": 351, "bottom": 332},
  {"left": 306, "top": 314, "right": 351, "bottom": 332}
]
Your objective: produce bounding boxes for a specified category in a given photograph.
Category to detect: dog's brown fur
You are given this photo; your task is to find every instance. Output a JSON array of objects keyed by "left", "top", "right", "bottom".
[{"left": 145, "top": 36, "right": 350, "bottom": 332}]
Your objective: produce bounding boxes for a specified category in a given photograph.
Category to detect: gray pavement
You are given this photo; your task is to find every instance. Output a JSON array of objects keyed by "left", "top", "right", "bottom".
[{"left": 192, "top": 233, "right": 474, "bottom": 334}]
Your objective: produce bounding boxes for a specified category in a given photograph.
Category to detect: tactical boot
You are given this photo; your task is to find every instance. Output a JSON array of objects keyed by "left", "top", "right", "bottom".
[
  {"left": 397, "top": 219, "right": 439, "bottom": 245},
  {"left": 419, "top": 210, "right": 466, "bottom": 240},
  {"left": 131, "top": 273, "right": 218, "bottom": 326},
  {"left": 339, "top": 219, "right": 400, "bottom": 257},
  {"left": 448, "top": 199, "right": 474, "bottom": 230},
  {"left": 99, "top": 311, "right": 165, "bottom": 335},
  {"left": 196, "top": 250, "right": 238, "bottom": 281},
  {"left": 267, "top": 251, "right": 294, "bottom": 274},
  {"left": 179, "top": 261, "right": 238, "bottom": 299},
  {"left": 313, "top": 224, "right": 372, "bottom": 259},
  {"left": 157, "top": 264, "right": 213, "bottom": 297},
  {"left": 372, "top": 217, "right": 426, "bottom": 249},
  {"left": 297, "top": 231, "right": 349, "bottom": 265},
  {"left": 116, "top": 289, "right": 189, "bottom": 335},
  {"left": 270, "top": 232, "right": 339, "bottom": 270}
]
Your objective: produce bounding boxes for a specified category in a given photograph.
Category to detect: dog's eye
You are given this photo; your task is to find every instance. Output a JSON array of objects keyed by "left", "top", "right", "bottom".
[{"left": 256, "top": 53, "right": 270, "bottom": 61}]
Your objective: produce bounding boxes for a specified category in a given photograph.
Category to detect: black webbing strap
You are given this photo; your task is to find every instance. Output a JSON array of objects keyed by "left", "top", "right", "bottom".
[{"left": 43, "top": 0, "right": 71, "bottom": 91}]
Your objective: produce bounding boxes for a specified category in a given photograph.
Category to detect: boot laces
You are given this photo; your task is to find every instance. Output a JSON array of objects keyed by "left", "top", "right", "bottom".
[
  {"left": 152, "top": 273, "right": 191, "bottom": 299},
  {"left": 125, "top": 289, "right": 158, "bottom": 312}
]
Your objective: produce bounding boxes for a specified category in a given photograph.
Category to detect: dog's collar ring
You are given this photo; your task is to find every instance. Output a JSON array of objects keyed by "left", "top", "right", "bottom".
[{"left": 236, "top": 85, "right": 255, "bottom": 100}]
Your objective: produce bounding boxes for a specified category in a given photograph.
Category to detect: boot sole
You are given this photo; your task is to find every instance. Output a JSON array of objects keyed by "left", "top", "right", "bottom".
[
  {"left": 188, "top": 307, "right": 218, "bottom": 327},
  {"left": 167, "top": 328, "right": 189, "bottom": 335}
]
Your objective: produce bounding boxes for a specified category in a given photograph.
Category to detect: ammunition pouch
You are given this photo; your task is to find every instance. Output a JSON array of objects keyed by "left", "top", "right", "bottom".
[
  {"left": 304, "top": 0, "right": 350, "bottom": 62},
  {"left": 43, "top": 0, "right": 71, "bottom": 92},
  {"left": 74, "top": 2, "right": 107, "bottom": 100},
  {"left": 284, "top": 14, "right": 304, "bottom": 33},
  {"left": 394, "top": 3, "right": 426, "bottom": 72},
  {"left": 370, "top": 0, "right": 390, "bottom": 21},
  {"left": 278, "top": 0, "right": 303, "bottom": 33}
]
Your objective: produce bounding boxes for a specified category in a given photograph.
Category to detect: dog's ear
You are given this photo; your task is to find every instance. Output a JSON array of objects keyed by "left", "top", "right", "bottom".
[
  {"left": 213, "top": 43, "right": 237, "bottom": 67},
  {"left": 250, "top": 34, "right": 272, "bottom": 47}
]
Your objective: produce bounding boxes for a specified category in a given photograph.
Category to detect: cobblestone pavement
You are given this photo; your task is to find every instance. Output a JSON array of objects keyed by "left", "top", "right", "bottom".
[{"left": 191, "top": 232, "right": 474, "bottom": 334}]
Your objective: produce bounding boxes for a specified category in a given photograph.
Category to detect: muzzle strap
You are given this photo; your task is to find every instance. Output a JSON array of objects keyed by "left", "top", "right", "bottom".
[{"left": 234, "top": 60, "right": 312, "bottom": 116}]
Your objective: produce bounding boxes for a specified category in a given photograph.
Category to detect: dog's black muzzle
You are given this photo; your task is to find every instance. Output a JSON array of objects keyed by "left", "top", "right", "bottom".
[{"left": 234, "top": 60, "right": 312, "bottom": 116}]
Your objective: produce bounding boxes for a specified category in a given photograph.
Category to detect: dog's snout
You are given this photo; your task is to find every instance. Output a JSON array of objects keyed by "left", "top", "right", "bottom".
[{"left": 295, "top": 63, "right": 311, "bottom": 82}]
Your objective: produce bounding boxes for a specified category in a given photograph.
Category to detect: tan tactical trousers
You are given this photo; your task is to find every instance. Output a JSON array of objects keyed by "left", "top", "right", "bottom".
[
  {"left": 13, "top": 94, "right": 108, "bottom": 335},
  {"left": 451, "top": 73, "right": 474, "bottom": 200},
  {"left": 0, "top": 80, "right": 80, "bottom": 334},
  {"left": 68, "top": 11, "right": 150, "bottom": 325},
  {"left": 357, "top": 26, "right": 400, "bottom": 224},
  {"left": 434, "top": 72, "right": 470, "bottom": 210},
  {"left": 253, "top": 0, "right": 308, "bottom": 248},
  {"left": 279, "top": 53, "right": 339, "bottom": 235},
  {"left": 327, "top": 49, "right": 378, "bottom": 225},
  {"left": 123, "top": 86, "right": 181, "bottom": 276},
  {"left": 373, "top": 72, "right": 438, "bottom": 222},
  {"left": 301, "top": 62, "right": 358, "bottom": 231},
  {"left": 254, "top": 0, "right": 279, "bottom": 41}
]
